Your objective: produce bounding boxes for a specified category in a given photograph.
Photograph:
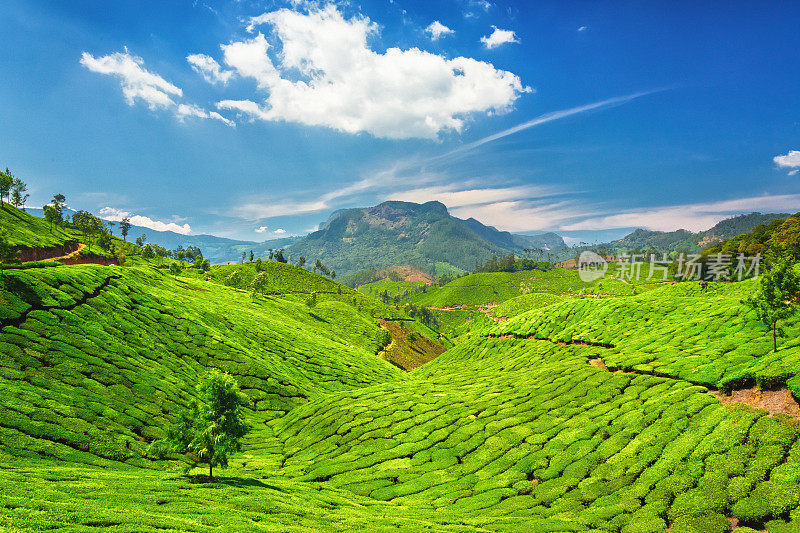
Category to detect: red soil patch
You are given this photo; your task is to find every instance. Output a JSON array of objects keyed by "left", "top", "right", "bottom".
[
  {"left": 44, "top": 243, "right": 86, "bottom": 262},
  {"left": 15, "top": 241, "right": 80, "bottom": 262},
  {"left": 712, "top": 387, "right": 800, "bottom": 419},
  {"left": 384, "top": 266, "right": 434, "bottom": 284}
]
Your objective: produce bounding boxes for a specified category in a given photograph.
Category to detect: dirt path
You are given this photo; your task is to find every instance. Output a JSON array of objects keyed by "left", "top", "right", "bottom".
[{"left": 43, "top": 243, "right": 86, "bottom": 262}]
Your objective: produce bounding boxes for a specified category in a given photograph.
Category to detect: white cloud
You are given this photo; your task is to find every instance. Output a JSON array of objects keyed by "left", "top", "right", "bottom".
[
  {"left": 789, "top": 169, "right": 799, "bottom": 176},
  {"left": 80, "top": 50, "right": 181, "bottom": 109},
  {"left": 387, "top": 184, "right": 558, "bottom": 209},
  {"left": 480, "top": 26, "right": 520, "bottom": 49},
  {"left": 774, "top": 150, "right": 800, "bottom": 172},
  {"left": 577, "top": 26, "right": 587, "bottom": 32},
  {"left": 425, "top": 21, "right": 454, "bottom": 40},
  {"left": 99, "top": 207, "right": 192, "bottom": 235},
  {"left": 81, "top": 49, "right": 233, "bottom": 126},
  {"left": 187, "top": 53, "right": 234, "bottom": 84},
  {"left": 562, "top": 194, "right": 800, "bottom": 233},
  {"left": 213, "top": 5, "right": 529, "bottom": 139},
  {"left": 176, "top": 103, "right": 234, "bottom": 126},
  {"left": 255, "top": 225, "right": 287, "bottom": 236}
]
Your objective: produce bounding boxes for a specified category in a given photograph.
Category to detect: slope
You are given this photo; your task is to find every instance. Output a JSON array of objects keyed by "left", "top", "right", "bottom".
[{"left": 287, "top": 200, "right": 566, "bottom": 276}]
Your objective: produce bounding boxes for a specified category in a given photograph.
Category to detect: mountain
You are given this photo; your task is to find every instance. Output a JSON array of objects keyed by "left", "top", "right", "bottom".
[
  {"left": 286, "top": 200, "right": 566, "bottom": 275},
  {"left": 703, "top": 212, "right": 800, "bottom": 257},
  {"left": 607, "top": 212, "right": 789, "bottom": 253}
]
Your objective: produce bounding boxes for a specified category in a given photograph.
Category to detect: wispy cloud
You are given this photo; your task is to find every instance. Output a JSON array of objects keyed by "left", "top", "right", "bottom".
[
  {"left": 437, "top": 90, "right": 667, "bottom": 163},
  {"left": 561, "top": 194, "right": 800, "bottom": 232},
  {"left": 81, "top": 49, "right": 233, "bottom": 126}
]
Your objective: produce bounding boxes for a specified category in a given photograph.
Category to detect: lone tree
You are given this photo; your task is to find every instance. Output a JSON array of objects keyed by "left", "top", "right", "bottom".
[
  {"left": 0, "top": 169, "right": 13, "bottom": 207},
  {"left": 120, "top": 217, "right": 132, "bottom": 241},
  {"left": 10, "top": 178, "right": 28, "bottom": 210},
  {"left": 43, "top": 204, "right": 62, "bottom": 231},
  {"left": 250, "top": 272, "right": 270, "bottom": 299},
  {"left": 166, "top": 371, "right": 250, "bottom": 480},
  {"left": 745, "top": 253, "right": 800, "bottom": 352}
]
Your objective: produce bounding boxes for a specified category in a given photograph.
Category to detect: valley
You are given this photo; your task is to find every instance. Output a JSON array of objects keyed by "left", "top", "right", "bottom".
[{"left": 3, "top": 202, "right": 800, "bottom": 532}]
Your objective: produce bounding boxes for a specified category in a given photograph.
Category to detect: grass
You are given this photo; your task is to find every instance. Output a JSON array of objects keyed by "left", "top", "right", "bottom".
[
  {"left": 0, "top": 204, "right": 76, "bottom": 248},
  {"left": 401, "top": 264, "right": 667, "bottom": 308},
  {"left": 6, "top": 210, "right": 800, "bottom": 531}
]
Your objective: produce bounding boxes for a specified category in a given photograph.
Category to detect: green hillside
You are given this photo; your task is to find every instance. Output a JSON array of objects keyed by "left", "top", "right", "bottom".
[
  {"left": 7, "top": 206, "right": 800, "bottom": 532},
  {"left": 0, "top": 204, "right": 76, "bottom": 249},
  {"left": 403, "top": 263, "right": 666, "bottom": 308},
  {"left": 286, "top": 200, "right": 567, "bottom": 276},
  {"left": 608, "top": 212, "right": 789, "bottom": 253}
]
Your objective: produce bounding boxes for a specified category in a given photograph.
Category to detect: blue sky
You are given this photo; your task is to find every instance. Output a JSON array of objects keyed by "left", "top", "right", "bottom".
[{"left": 2, "top": 0, "right": 800, "bottom": 243}]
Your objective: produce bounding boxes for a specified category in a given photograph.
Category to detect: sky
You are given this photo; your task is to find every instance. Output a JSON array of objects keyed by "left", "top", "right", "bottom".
[{"left": 1, "top": 0, "right": 800, "bottom": 244}]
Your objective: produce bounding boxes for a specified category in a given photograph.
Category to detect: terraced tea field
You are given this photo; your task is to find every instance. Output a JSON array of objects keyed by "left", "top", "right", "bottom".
[{"left": 3, "top": 258, "right": 800, "bottom": 532}]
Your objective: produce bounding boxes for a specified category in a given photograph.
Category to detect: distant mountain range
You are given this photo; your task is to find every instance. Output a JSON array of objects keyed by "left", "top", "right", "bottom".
[
  {"left": 285, "top": 201, "right": 567, "bottom": 275},
  {"left": 606, "top": 212, "right": 789, "bottom": 253},
  {"left": 26, "top": 205, "right": 788, "bottom": 274}
]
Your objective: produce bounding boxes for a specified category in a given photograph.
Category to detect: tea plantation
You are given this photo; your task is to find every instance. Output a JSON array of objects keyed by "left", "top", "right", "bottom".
[{"left": 3, "top": 248, "right": 800, "bottom": 530}]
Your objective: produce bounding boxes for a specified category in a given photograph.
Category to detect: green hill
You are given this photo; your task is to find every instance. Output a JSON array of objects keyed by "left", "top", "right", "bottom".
[
  {"left": 0, "top": 204, "right": 76, "bottom": 250},
  {"left": 286, "top": 200, "right": 567, "bottom": 276},
  {"left": 8, "top": 203, "right": 800, "bottom": 531},
  {"left": 608, "top": 212, "right": 788, "bottom": 253}
]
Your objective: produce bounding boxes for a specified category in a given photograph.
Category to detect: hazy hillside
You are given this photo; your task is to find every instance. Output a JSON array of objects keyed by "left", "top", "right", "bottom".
[
  {"left": 287, "top": 200, "right": 566, "bottom": 276},
  {"left": 608, "top": 212, "right": 788, "bottom": 253}
]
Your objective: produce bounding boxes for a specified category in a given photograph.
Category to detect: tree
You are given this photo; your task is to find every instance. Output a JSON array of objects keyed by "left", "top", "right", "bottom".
[
  {"left": 274, "top": 249, "right": 287, "bottom": 263},
  {"left": 745, "top": 254, "right": 800, "bottom": 352},
  {"left": 250, "top": 272, "right": 270, "bottom": 299},
  {"left": 164, "top": 371, "right": 249, "bottom": 480},
  {"left": 295, "top": 256, "right": 306, "bottom": 268},
  {"left": 10, "top": 178, "right": 29, "bottom": 210},
  {"left": 169, "top": 262, "right": 183, "bottom": 276},
  {"left": 249, "top": 250, "right": 254, "bottom": 262},
  {"left": 72, "top": 210, "right": 104, "bottom": 251},
  {"left": 43, "top": 204, "right": 62, "bottom": 231},
  {"left": 0, "top": 169, "right": 13, "bottom": 207},
  {"left": 135, "top": 234, "right": 147, "bottom": 247},
  {"left": 241, "top": 251, "right": 246, "bottom": 264},
  {"left": 120, "top": 218, "right": 132, "bottom": 241}
]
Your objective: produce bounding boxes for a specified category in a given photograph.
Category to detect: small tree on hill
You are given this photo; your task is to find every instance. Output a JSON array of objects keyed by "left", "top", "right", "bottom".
[
  {"left": 135, "top": 234, "right": 147, "bottom": 247},
  {"left": 745, "top": 253, "right": 800, "bottom": 352},
  {"left": 164, "top": 371, "right": 250, "bottom": 480},
  {"left": 10, "top": 178, "right": 29, "bottom": 210},
  {"left": 249, "top": 250, "right": 254, "bottom": 262},
  {"left": 120, "top": 218, "right": 132, "bottom": 241},
  {"left": 169, "top": 262, "right": 183, "bottom": 276},
  {"left": 295, "top": 256, "right": 306, "bottom": 268},
  {"left": 43, "top": 204, "right": 62, "bottom": 231},
  {"left": 250, "top": 272, "right": 270, "bottom": 298},
  {"left": 0, "top": 169, "right": 13, "bottom": 207}
]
